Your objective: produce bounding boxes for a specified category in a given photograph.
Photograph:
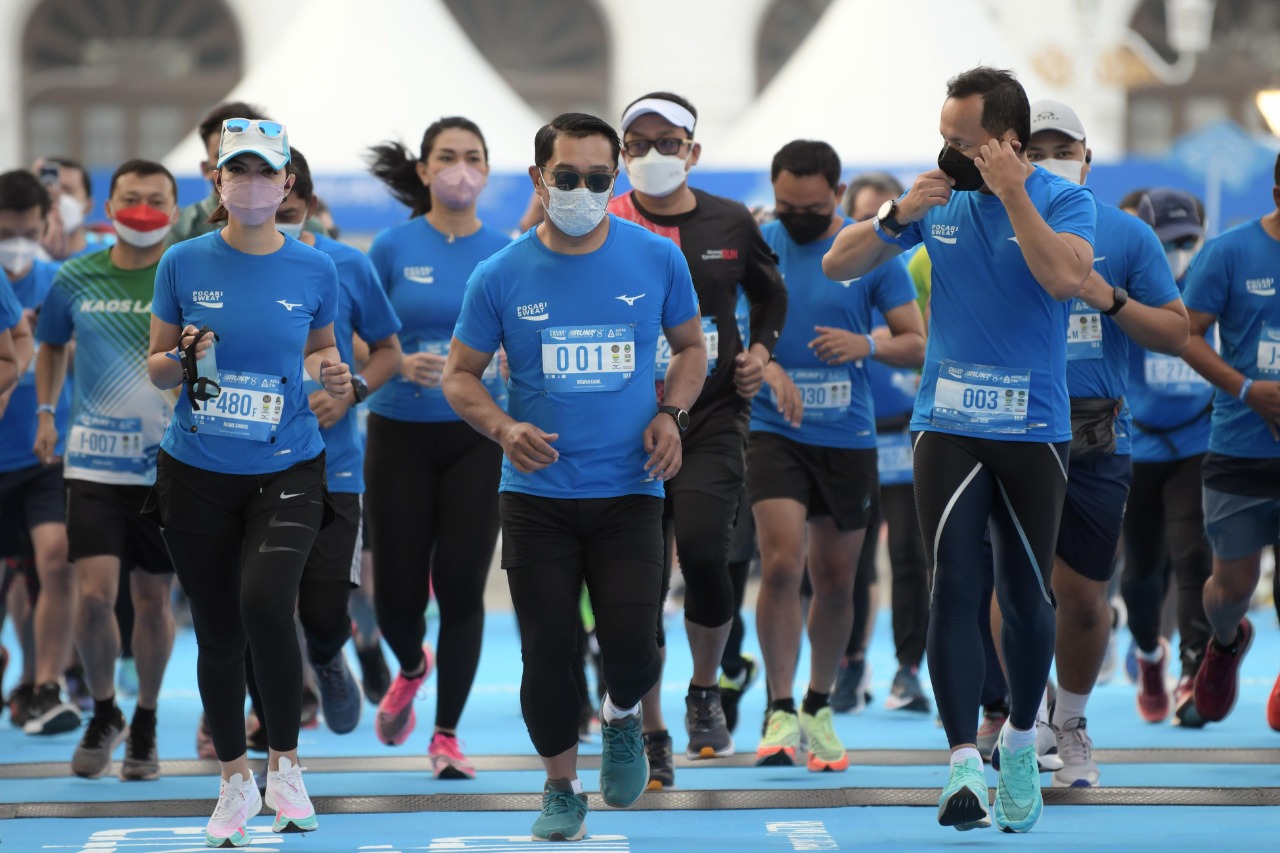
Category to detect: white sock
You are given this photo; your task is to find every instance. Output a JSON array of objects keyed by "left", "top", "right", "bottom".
[
  {"left": 1002, "top": 722, "right": 1036, "bottom": 751},
  {"left": 1135, "top": 644, "right": 1164, "bottom": 663},
  {"left": 1053, "top": 687, "right": 1090, "bottom": 726},
  {"left": 951, "top": 747, "right": 981, "bottom": 766},
  {"left": 1037, "top": 688, "right": 1049, "bottom": 722},
  {"left": 602, "top": 695, "right": 639, "bottom": 723}
]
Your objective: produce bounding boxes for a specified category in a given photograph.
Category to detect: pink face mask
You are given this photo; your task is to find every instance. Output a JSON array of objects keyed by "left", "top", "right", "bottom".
[
  {"left": 431, "top": 163, "right": 486, "bottom": 210},
  {"left": 220, "top": 174, "right": 287, "bottom": 226}
]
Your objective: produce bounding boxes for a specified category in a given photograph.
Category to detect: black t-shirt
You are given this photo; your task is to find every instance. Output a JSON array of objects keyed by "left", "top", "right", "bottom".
[
  {"left": 1202, "top": 452, "right": 1280, "bottom": 498},
  {"left": 609, "top": 189, "right": 787, "bottom": 429}
]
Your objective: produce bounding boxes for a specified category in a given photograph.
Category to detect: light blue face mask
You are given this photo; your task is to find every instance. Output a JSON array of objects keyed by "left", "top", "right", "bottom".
[
  {"left": 542, "top": 186, "right": 610, "bottom": 237},
  {"left": 277, "top": 220, "right": 305, "bottom": 239}
]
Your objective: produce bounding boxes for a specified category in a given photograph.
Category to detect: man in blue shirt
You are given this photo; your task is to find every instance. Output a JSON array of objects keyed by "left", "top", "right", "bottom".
[
  {"left": 444, "top": 112, "right": 706, "bottom": 842},
  {"left": 0, "top": 169, "right": 79, "bottom": 737},
  {"left": 1022, "top": 101, "right": 1189, "bottom": 786},
  {"left": 825, "top": 67, "right": 1095, "bottom": 834},
  {"left": 1181, "top": 152, "right": 1280, "bottom": 731}
]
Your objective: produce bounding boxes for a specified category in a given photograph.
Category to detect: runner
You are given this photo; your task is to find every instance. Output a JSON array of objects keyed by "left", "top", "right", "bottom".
[
  {"left": 824, "top": 67, "right": 1095, "bottom": 833},
  {"left": 444, "top": 112, "right": 705, "bottom": 841},
  {"left": 364, "top": 117, "right": 509, "bottom": 778},
  {"left": 145, "top": 117, "right": 350, "bottom": 846}
]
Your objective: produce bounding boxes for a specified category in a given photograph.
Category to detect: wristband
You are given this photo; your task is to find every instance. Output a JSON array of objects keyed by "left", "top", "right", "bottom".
[
  {"left": 36, "top": 403, "right": 55, "bottom": 416},
  {"left": 864, "top": 334, "right": 877, "bottom": 359},
  {"left": 1238, "top": 378, "right": 1254, "bottom": 403}
]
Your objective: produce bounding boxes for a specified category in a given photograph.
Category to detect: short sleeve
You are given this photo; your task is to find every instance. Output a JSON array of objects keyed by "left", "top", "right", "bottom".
[
  {"left": 662, "top": 241, "right": 700, "bottom": 330},
  {"left": 151, "top": 251, "right": 182, "bottom": 325},
  {"left": 452, "top": 260, "right": 503, "bottom": 354},
  {"left": 1182, "top": 239, "right": 1229, "bottom": 317},
  {"left": 311, "top": 256, "right": 340, "bottom": 330},
  {"left": 871, "top": 256, "right": 919, "bottom": 316},
  {"left": 35, "top": 277, "right": 74, "bottom": 345},
  {"left": 1046, "top": 184, "right": 1096, "bottom": 246},
  {"left": 351, "top": 254, "right": 402, "bottom": 344},
  {"left": 367, "top": 231, "right": 394, "bottom": 293},
  {"left": 0, "top": 281, "right": 21, "bottom": 330}
]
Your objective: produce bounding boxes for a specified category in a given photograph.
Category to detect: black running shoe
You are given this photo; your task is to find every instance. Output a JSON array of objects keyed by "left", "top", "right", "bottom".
[
  {"left": 356, "top": 645, "right": 392, "bottom": 706},
  {"left": 643, "top": 729, "right": 674, "bottom": 790},
  {"left": 23, "top": 682, "right": 81, "bottom": 735}
]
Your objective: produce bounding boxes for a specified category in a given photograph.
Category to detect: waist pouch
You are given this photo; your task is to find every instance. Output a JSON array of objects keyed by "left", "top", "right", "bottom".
[{"left": 1069, "top": 397, "right": 1120, "bottom": 460}]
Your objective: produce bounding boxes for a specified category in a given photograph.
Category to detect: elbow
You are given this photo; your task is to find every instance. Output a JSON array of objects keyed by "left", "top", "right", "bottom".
[{"left": 907, "top": 335, "right": 927, "bottom": 369}]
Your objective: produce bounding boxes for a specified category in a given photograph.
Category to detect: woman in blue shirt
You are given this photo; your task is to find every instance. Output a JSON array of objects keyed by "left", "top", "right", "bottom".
[
  {"left": 145, "top": 119, "right": 349, "bottom": 847},
  {"left": 363, "top": 118, "right": 510, "bottom": 778}
]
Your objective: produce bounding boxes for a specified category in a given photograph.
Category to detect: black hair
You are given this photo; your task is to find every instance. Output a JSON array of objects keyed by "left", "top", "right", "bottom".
[
  {"left": 534, "top": 113, "right": 621, "bottom": 171},
  {"left": 623, "top": 91, "right": 699, "bottom": 136},
  {"left": 1274, "top": 152, "right": 1280, "bottom": 187},
  {"left": 198, "top": 101, "right": 270, "bottom": 146},
  {"left": 770, "top": 140, "right": 841, "bottom": 188},
  {"left": 108, "top": 159, "right": 177, "bottom": 201},
  {"left": 46, "top": 157, "right": 91, "bottom": 198},
  {"left": 287, "top": 148, "right": 315, "bottom": 202},
  {"left": 1117, "top": 188, "right": 1150, "bottom": 211},
  {"left": 843, "top": 171, "right": 906, "bottom": 217},
  {"left": 945, "top": 66, "right": 1030, "bottom": 147},
  {"left": 367, "top": 117, "right": 489, "bottom": 218},
  {"left": 0, "top": 169, "right": 52, "bottom": 216}
]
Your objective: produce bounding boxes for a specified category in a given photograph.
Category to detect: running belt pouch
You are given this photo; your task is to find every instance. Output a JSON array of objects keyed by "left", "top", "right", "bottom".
[
  {"left": 180, "top": 326, "right": 221, "bottom": 410},
  {"left": 1068, "top": 397, "right": 1120, "bottom": 460}
]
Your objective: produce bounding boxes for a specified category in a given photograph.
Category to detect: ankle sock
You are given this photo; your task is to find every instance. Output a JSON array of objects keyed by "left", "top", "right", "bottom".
[
  {"left": 801, "top": 689, "right": 830, "bottom": 716},
  {"left": 1001, "top": 722, "right": 1036, "bottom": 751},
  {"left": 602, "top": 695, "right": 639, "bottom": 723},
  {"left": 547, "top": 777, "right": 583, "bottom": 795},
  {"left": 769, "top": 697, "right": 796, "bottom": 715},
  {"left": 1053, "top": 688, "right": 1090, "bottom": 727},
  {"left": 951, "top": 746, "right": 981, "bottom": 766}
]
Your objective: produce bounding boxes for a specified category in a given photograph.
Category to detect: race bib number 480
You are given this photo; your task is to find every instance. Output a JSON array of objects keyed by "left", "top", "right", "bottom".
[
  {"left": 542, "top": 325, "right": 635, "bottom": 392},
  {"left": 192, "top": 371, "right": 285, "bottom": 440}
]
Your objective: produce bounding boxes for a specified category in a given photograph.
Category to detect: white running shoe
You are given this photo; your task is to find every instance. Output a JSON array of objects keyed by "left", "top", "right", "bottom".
[
  {"left": 205, "top": 771, "right": 262, "bottom": 848},
  {"left": 1052, "top": 716, "right": 1100, "bottom": 787},
  {"left": 265, "top": 757, "right": 317, "bottom": 833}
]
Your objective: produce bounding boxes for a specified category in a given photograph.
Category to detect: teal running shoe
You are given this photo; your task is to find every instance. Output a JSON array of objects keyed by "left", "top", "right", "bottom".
[
  {"left": 937, "top": 756, "right": 990, "bottom": 830},
  {"left": 599, "top": 710, "right": 648, "bottom": 807},
  {"left": 531, "top": 782, "right": 588, "bottom": 842},
  {"left": 993, "top": 728, "right": 1044, "bottom": 833}
]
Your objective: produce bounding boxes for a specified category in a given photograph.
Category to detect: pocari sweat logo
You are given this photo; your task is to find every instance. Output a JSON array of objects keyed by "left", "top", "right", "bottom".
[
  {"left": 517, "top": 301, "right": 549, "bottom": 321},
  {"left": 193, "top": 290, "right": 223, "bottom": 308},
  {"left": 1246, "top": 277, "right": 1275, "bottom": 296},
  {"left": 931, "top": 224, "right": 959, "bottom": 245},
  {"left": 404, "top": 266, "right": 434, "bottom": 284}
]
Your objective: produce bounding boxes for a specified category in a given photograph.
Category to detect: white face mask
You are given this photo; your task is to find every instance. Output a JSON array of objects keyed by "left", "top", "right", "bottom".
[
  {"left": 277, "top": 220, "right": 305, "bottom": 239},
  {"left": 625, "top": 148, "right": 688, "bottom": 198},
  {"left": 1037, "top": 158, "right": 1085, "bottom": 185},
  {"left": 1166, "top": 247, "right": 1196, "bottom": 281},
  {"left": 0, "top": 237, "right": 39, "bottom": 276},
  {"left": 59, "top": 194, "right": 85, "bottom": 234},
  {"left": 542, "top": 186, "right": 610, "bottom": 237}
]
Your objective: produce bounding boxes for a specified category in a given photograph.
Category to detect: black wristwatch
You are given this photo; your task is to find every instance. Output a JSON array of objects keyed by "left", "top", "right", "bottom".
[
  {"left": 874, "top": 198, "right": 904, "bottom": 238},
  {"left": 1103, "top": 287, "right": 1129, "bottom": 317},
  {"left": 351, "top": 375, "right": 369, "bottom": 404},
  {"left": 658, "top": 405, "right": 690, "bottom": 432}
]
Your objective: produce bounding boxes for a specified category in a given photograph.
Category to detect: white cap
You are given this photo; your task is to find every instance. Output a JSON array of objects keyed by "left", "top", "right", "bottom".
[
  {"left": 1030, "top": 100, "right": 1086, "bottom": 141},
  {"left": 621, "top": 97, "right": 696, "bottom": 134},
  {"left": 217, "top": 119, "right": 290, "bottom": 170}
]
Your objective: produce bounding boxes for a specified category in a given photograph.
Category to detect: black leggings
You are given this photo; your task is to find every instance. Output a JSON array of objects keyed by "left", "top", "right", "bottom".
[
  {"left": 913, "top": 432, "right": 1068, "bottom": 747},
  {"left": 150, "top": 451, "right": 326, "bottom": 761},
  {"left": 1121, "top": 455, "right": 1213, "bottom": 674},
  {"left": 720, "top": 483, "right": 755, "bottom": 670},
  {"left": 502, "top": 493, "right": 664, "bottom": 757},
  {"left": 845, "top": 488, "right": 879, "bottom": 659},
  {"left": 364, "top": 415, "right": 500, "bottom": 731}
]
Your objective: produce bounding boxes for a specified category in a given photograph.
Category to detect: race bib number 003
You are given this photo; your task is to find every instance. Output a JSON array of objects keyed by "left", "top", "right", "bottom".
[
  {"left": 192, "top": 371, "right": 285, "bottom": 441},
  {"left": 931, "top": 359, "right": 1030, "bottom": 434},
  {"left": 542, "top": 325, "right": 635, "bottom": 392}
]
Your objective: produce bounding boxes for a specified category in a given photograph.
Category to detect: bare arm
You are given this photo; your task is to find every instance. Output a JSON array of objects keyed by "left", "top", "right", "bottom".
[
  {"left": 644, "top": 315, "right": 708, "bottom": 480},
  {"left": 0, "top": 327, "right": 16, "bottom": 395},
  {"left": 12, "top": 311, "right": 33, "bottom": 376},
  {"left": 877, "top": 300, "right": 928, "bottom": 368},
  {"left": 304, "top": 324, "right": 350, "bottom": 399},
  {"left": 1081, "top": 272, "right": 1188, "bottom": 355},
  {"left": 32, "top": 341, "right": 68, "bottom": 462},
  {"left": 822, "top": 220, "right": 904, "bottom": 281},
  {"left": 147, "top": 316, "right": 185, "bottom": 389},
  {"left": 360, "top": 333, "right": 403, "bottom": 393},
  {"left": 1184, "top": 309, "right": 1280, "bottom": 440}
]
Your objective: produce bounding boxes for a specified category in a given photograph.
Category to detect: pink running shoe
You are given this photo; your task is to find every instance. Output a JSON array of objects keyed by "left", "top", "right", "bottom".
[
  {"left": 204, "top": 771, "right": 261, "bottom": 847},
  {"left": 376, "top": 644, "right": 433, "bottom": 746},
  {"left": 429, "top": 731, "right": 477, "bottom": 780},
  {"left": 265, "top": 757, "right": 317, "bottom": 833}
]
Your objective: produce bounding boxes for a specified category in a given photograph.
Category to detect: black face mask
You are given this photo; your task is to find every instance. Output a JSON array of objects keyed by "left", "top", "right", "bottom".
[
  {"left": 937, "top": 145, "right": 984, "bottom": 192},
  {"left": 778, "top": 210, "right": 832, "bottom": 245}
]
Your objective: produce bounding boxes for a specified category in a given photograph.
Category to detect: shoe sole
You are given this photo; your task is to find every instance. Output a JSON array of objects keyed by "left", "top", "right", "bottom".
[
  {"left": 532, "top": 824, "right": 587, "bottom": 842},
  {"left": 755, "top": 747, "right": 797, "bottom": 767},
  {"left": 375, "top": 707, "right": 415, "bottom": 746},
  {"left": 885, "top": 696, "right": 931, "bottom": 713},
  {"left": 72, "top": 725, "right": 130, "bottom": 779},
  {"left": 645, "top": 778, "right": 673, "bottom": 791},
  {"left": 433, "top": 763, "right": 476, "bottom": 781},
  {"left": 120, "top": 762, "right": 160, "bottom": 782},
  {"left": 273, "top": 815, "right": 318, "bottom": 833},
  {"left": 205, "top": 832, "right": 249, "bottom": 848},
  {"left": 24, "top": 707, "right": 81, "bottom": 736},
  {"left": 938, "top": 786, "right": 991, "bottom": 830},
  {"left": 806, "top": 753, "right": 849, "bottom": 772},
  {"left": 686, "top": 743, "right": 734, "bottom": 759}
]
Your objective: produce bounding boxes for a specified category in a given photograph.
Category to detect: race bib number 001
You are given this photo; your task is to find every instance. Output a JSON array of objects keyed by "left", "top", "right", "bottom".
[
  {"left": 192, "top": 371, "right": 285, "bottom": 441},
  {"left": 542, "top": 325, "right": 635, "bottom": 392},
  {"left": 931, "top": 359, "right": 1030, "bottom": 434}
]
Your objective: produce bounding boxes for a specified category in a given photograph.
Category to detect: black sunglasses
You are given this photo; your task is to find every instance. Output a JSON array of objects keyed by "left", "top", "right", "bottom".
[
  {"left": 623, "top": 138, "right": 693, "bottom": 158},
  {"left": 540, "top": 168, "right": 615, "bottom": 194}
]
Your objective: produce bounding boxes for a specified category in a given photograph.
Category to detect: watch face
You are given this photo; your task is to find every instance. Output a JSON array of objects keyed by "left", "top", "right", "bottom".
[
  {"left": 878, "top": 199, "right": 895, "bottom": 221},
  {"left": 678, "top": 410, "right": 690, "bottom": 430}
]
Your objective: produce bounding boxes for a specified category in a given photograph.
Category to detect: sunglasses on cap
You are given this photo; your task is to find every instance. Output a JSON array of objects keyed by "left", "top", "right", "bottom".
[
  {"left": 223, "top": 119, "right": 284, "bottom": 138},
  {"left": 539, "top": 168, "right": 615, "bottom": 194}
]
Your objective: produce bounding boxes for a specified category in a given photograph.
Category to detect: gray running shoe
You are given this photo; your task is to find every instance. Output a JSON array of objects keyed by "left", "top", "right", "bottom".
[
  {"left": 885, "top": 667, "right": 931, "bottom": 713},
  {"left": 24, "top": 683, "right": 82, "bottom": 736},
  {"left": 314, "top": 652, "right": 363, "bottom": 735},
  {"left": 120, "top": 723, "right": 160, "bottom": 781},
  {"left": 643, "top": 729, "right": 674, "bottom": 790},
  {"left": 72, "top": 710, "right": 128, "bottom": 779},
  {"left": 684, "top": 689, "right": 734, "bottom": 759}
]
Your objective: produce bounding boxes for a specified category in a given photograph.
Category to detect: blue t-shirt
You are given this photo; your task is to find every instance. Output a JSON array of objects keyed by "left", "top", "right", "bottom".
[
  {"left": 305, "top": 234, "right": 402, "bottom": 493},
  {"left": 151, "top": 231, "right": 339, "bottom": 475},
  {"left": 867, "top": 306, "right": 919, "bottom": 422},
  {"left": 367, "top": 217, "right": 510, "bottom": 422},
  {"left": 37, "top": 249, "right": 176, "bottom": 485},
  {"left": 892, "top": 168, "right": 1096, "bottom": 442},
  {"left": 1065, "top": 201, "right": 1181, "bottom": 456},
  {"left": 1, "top": 260, "right": 70, "bottom": 473},
  {"left": 752, "top": 218, "right": 917, "bottom": 449},
  {"left": 1182, "top": 219, "right": 1280, "bottom": 459},
  {"left": 453, "top": 217, "right": 700, "bottom": 499},
  {"left": 1, "top": 279, "right": 21, "bottom": 329}
]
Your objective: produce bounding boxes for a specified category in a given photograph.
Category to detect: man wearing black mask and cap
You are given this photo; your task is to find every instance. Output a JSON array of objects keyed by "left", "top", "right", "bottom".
[{"left": 824, "top": 66, "right": 1096, "bottom": 834}]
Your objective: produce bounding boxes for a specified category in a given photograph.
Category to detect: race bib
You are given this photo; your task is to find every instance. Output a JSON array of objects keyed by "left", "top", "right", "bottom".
[
  {"left": 876, "top": 430, "right": 913, "bottom": 486},
  {"left": 1144, "top": 352, "right": 1210, "bottom": 396},
  {"left": 422, "top": 340, "right": 504, "bottom": 395},
  {"left": 932, "top": 359, "right": 1030, "bottom": 434},
  {"left": 66, "top": 414, "right": 146, "bottom": 475},
  {"left": 1066, "top": 298, "right": 1103, "bottom": 361},
  {"left": 192, "top": 371, "right": 285, "bottom": 441},
  {"left": 1257, "top": 324, "right": 1280, "bottom": 375},
  {"left": 783, "top": 368, "right": 852, "bottom": 421},
  {"left": 656, "top": 316, "right": 718, "bottom": 379},
  {"left": 542, "top": 325, "right": 635, "bottom": 392}
]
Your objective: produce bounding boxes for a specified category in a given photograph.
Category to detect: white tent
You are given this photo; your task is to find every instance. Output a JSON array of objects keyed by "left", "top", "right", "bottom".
[{"left": 162, "top": 0, "right": 545, "bottom": 174}]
